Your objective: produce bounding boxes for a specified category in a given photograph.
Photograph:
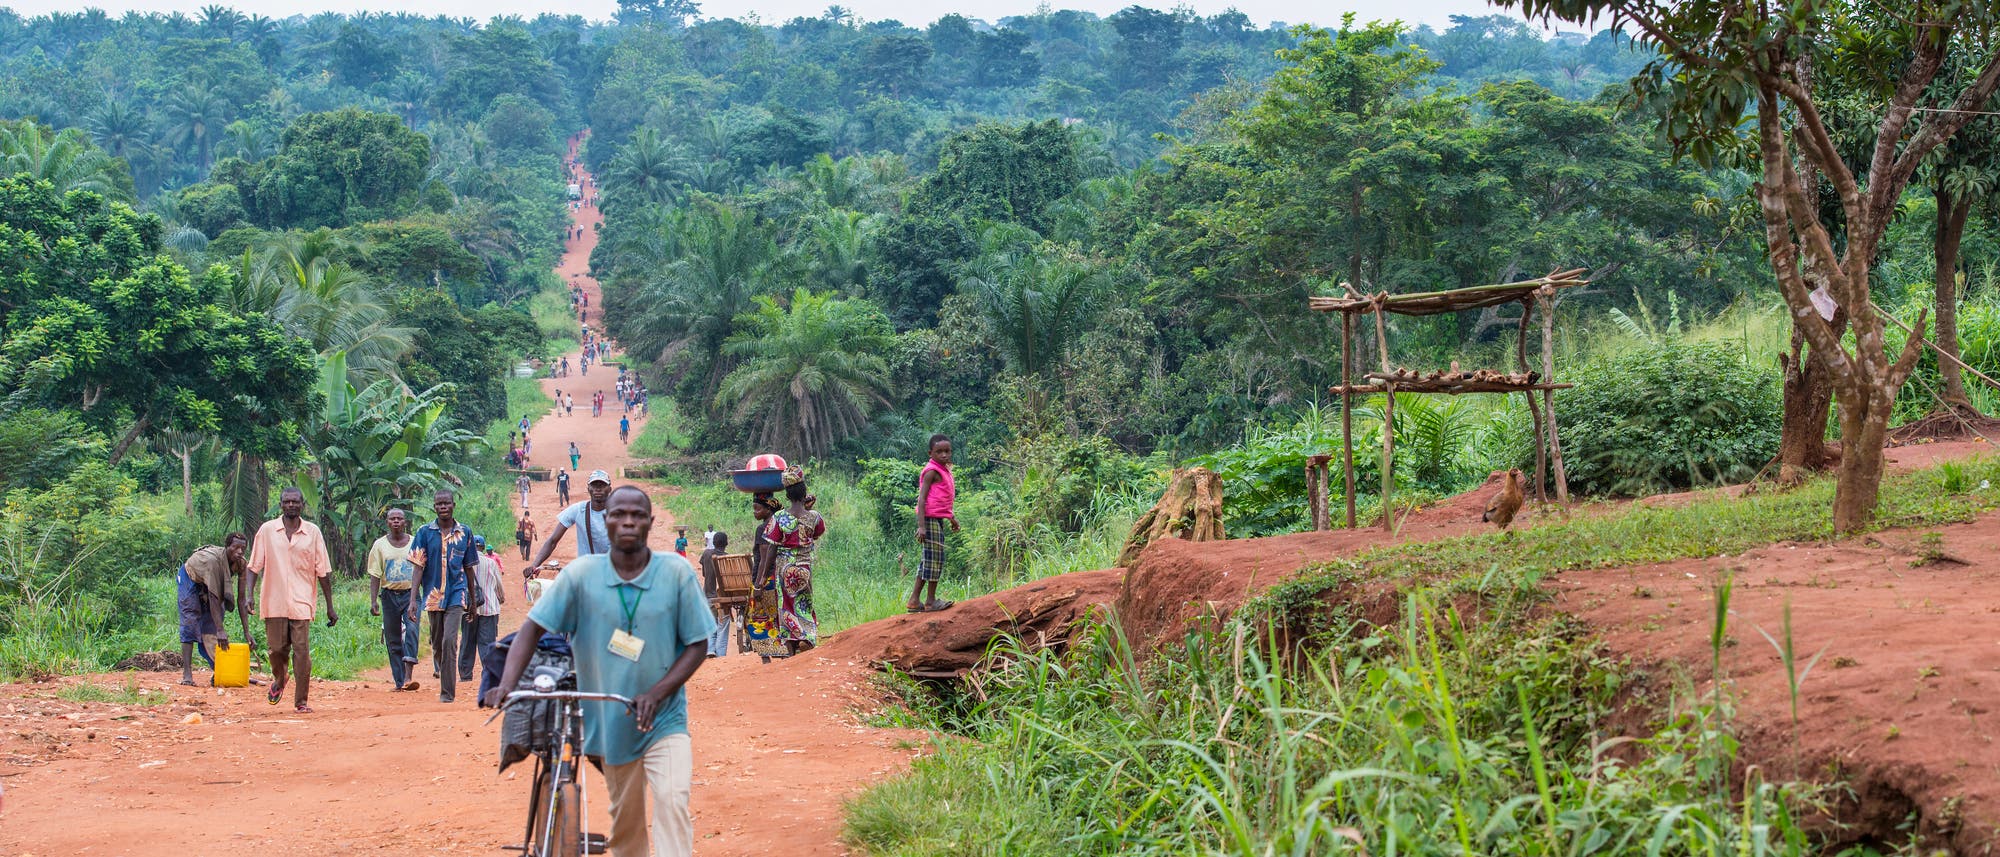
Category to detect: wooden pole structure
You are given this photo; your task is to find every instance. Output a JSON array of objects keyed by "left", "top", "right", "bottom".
[
  {"left": 1341, "top": 312, "right": 1356, "bottom": 528},
  {"left": 1539, "top": 290, "right": 1570, "bottom": 507},
  {"left": 1375, "top": 299, "right": 1394, "bottom": 530},
  {"left": 1517, "top": 300, "right": 1547, "bottom": 503},
  {"left": 1306, "top": 454, "right": 1332, "bottom": 531}
]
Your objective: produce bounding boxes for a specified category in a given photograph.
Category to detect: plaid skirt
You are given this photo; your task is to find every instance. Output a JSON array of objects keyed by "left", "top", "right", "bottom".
[{"left": 919, "top": 517, "right": 949, "bottom": 581}]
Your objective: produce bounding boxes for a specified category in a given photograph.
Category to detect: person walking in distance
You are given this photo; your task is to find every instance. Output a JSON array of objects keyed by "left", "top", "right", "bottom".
[
  {"left": 486, "top": 486, "right": 714, "bottom": 857},
  {"left": 556, "top": 467, "right": 572, "bottom": 507},
  {"left": 462, "top": 536, "right": 505, "bottom": 684},
  {"left": 249, "top": 487, "right": 339, "bottom": 712},
  {"left": 620, "top": 415, "right": 630, "bottom": 445},
  {"left": 565, "top": 393, "right": 575, "bottom": 417},
  {"left": 367, "top": 508, "right": 422, "bottom": 692},
  {"left": 906, "top": 434, "right": 959, "bottom": 613},
  {"left": 176, "top": 534, "right": 250, "bottom": 686},
  {"left": 569, "top": 441, "right": 581, "bottom": 472},
  {"left": 525, "top": 470, "right": 615, "bottom": 569},
  {"left": 516, "top": 511, "right": 538, "bottom": 562},
  {"left": 518, "top": 472, "right": 533, "bottom": 511},
  {"left": 412, "top": 489, "right": 480, "bottom": 704}
]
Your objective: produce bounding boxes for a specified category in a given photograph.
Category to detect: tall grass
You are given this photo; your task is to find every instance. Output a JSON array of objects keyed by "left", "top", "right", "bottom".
[
  {"left": 848, "top": 596, "right": 1819, "bottom": 856},
  {"left": 848, "top": 457, "right": 2000, "bottom": 856}
]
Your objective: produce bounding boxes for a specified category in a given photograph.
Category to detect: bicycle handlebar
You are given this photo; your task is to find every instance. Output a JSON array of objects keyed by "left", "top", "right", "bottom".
[
  {"left": 482, "top": 689, "right": 637, "bottom": 726},
  {"left": 503, "top": 689, "right": 636, "bottom": 711}
]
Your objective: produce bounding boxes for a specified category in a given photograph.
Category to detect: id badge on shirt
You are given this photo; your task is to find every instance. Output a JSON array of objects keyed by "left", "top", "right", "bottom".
[{"left": 608, "top": 628, "right": 646, "bottom": 661}]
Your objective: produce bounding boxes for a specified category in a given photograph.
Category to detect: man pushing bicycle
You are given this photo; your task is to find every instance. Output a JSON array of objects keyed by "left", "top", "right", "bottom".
[{"left": 486, "top": 485, "right": 715, "bottom": 857}]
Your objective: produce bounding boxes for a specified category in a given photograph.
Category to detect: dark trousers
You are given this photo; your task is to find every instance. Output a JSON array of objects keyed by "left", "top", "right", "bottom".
[
  {"left": 427, "top": 607, "right": 463, "bottom": 700},
  {"left": 460, "top": 613, "right": 499, "bottom": 681},
  {"left": 379, "top": 589, "right": 418, "bottom": 687}
]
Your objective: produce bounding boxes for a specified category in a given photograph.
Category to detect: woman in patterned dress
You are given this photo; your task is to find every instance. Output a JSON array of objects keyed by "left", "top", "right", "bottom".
[{"left": 767, "top": 465, "right": 824, "bottom": 656}]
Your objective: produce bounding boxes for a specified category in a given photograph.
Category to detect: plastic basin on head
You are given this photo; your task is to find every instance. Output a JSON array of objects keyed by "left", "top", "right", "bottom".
[
  {"left": 730, "top": 469, "right": 786, "bottom": 494},
  {"left": 213, "top": 642, "right": 250, "bottom": 687}
]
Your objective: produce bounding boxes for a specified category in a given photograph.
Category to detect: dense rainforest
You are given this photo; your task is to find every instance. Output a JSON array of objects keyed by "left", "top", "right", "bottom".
[{"left": 0, "top": 1, "right": 1995, "bottom": 670}]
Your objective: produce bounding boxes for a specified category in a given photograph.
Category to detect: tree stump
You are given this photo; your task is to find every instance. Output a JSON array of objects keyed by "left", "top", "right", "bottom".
[
  {"left": 1117, "top": 467, "right": 1225, "bottom": 567},
  {"left": 1305, "top": 454, "right": 1333, "bottom": 531}
]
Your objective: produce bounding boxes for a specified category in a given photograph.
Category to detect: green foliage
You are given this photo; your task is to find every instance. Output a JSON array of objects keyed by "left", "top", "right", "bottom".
[
  {"left": 0, "top": 174, "right": 319, "bottom": 462},
  {"left": 233, "top": 109, "right": 432, "bottom": 229},
  {"left": 848, "top": 604, "right": 1812, "bottom": 856},
  {"left": 393, "top": 288, "right": 510, "bottom": 430},
  {"left": 0, "top": 409, "right": 108, "bottom": 492},
  {"left": 0, "top": 463, "right": 182, "bottom": 647},
  {"left": 858, "top": 457, "right": 923, "bottom": 537},
  {"left": 295, "top": 351, "right": 484, "bottom": 577},
  {"left": 1555, "top": 342, "right": 1780, "bottom": 496},
  {"left": 173, "top": 181, "right": 250, "bottom": 237},
  {"left": 715, "top": 289, "right": 898, "bottom": 459}
]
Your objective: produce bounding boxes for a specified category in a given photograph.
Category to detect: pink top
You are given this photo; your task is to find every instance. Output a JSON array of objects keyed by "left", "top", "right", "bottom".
[{"left": 921, "top": 460, "right": 954, "bottom": 519}]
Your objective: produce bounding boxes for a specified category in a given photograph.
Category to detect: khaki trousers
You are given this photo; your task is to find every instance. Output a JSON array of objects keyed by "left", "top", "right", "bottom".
[{"left": 602, "top": 732, "right": 693, "bottom": 857}]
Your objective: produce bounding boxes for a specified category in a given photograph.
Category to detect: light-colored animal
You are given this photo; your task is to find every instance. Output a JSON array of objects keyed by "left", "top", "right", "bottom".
[{"left": 1482, "top": 469, "right": 1525, "bottom": 530}]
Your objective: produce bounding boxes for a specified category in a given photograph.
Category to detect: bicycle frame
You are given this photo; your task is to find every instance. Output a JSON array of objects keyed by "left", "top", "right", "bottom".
[{"left": 498, "top": 689, "right": 635, "bottom": 857}]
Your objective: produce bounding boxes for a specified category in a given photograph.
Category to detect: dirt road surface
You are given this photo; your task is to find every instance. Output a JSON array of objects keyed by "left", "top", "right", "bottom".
[{"left": 0, "top": 136, "right": 921, "bottom": 857}]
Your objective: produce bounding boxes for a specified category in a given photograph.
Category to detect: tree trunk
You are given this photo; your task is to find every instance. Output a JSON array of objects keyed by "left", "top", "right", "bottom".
[
  {"left": 1934, "top": 187, "right": 1974, "bottom": 409},
  {"left": 1831, "top": 383, "right": 1895, "bottom": 533},
  {"left": 1776, "top": 319, "right": 1840, "bottom": 486},
  {"left": 178, "top": 445, "right": 193, "bottom": 517},
  {"left": 106, "top": 415, "right": 151, "bottom": 466}
]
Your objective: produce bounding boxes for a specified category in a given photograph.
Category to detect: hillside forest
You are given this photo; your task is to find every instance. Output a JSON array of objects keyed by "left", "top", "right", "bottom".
[{"left": 4, "top": 1, "right": 2000, "bottom": 850}]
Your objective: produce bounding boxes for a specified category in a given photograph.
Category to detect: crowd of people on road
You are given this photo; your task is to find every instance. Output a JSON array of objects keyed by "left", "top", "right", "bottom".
[{"left": 158, "top": 141, "right": 970, "bottom": 857}]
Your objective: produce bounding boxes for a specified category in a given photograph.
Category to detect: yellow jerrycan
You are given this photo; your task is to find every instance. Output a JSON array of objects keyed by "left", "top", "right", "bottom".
[{"left": 213, "top": 642, "right": 251, "bottom": 687}]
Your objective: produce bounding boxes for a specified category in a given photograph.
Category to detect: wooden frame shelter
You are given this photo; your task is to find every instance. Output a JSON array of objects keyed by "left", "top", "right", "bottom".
[{"left": 1308, "top": 269, "right": 1588, "bottom": 530}]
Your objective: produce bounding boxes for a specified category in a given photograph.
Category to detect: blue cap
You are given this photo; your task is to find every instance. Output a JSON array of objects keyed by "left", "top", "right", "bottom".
[{"left": 473, "top": 535, "right": 487, "bottom": 549}]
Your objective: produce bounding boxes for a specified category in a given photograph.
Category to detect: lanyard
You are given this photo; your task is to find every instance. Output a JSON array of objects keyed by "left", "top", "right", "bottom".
[{"left": 616, "top": 582, "right": 642, "bottom": 632}]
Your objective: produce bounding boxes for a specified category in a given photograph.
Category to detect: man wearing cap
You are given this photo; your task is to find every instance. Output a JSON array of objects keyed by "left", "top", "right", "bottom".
[{"left": 526, "top": 470, "right": 616, "bottom": 573}]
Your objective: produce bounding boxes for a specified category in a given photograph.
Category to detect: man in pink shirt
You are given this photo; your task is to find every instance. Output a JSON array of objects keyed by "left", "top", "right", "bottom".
[{"left": 249, "top": 487, "right": 339, "bottom": 713}]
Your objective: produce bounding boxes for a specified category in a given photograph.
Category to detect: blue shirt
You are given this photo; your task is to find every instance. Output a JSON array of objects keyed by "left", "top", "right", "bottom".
[
  {"left": 528, "top": 551, "right": 715, "bottom": 765},
  {"left": 412, "top": 521, "right": 477, "bottom": 610}
]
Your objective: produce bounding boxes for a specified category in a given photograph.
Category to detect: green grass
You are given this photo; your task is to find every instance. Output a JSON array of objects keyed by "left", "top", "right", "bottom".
[
  {"left": 847, "top": 457, "right": 2000, "bottom": 857},
  {"left": 57, "top": 675, "right": 171, "bottom": 706},
  {"left": 627, "top": 398, "right": 692, "bottom": 461}
]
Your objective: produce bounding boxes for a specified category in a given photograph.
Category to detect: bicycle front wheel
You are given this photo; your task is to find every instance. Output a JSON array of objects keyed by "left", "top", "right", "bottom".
[{"left": 534, "top": 771, "right": 584, "bottom": 857}]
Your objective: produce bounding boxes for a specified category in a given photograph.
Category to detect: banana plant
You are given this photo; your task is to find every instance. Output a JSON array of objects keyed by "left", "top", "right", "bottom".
[{"left": 294, "top": 351, "right": 484, "bottom": 577}]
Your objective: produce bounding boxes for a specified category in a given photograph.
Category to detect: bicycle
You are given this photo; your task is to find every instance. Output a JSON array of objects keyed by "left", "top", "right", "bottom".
[{"left": 491, "top": 666, "right": 634, "bottom": 857}]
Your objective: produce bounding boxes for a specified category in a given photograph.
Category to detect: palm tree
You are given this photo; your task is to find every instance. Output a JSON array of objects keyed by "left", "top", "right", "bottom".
[
  {"left": 85, "top": 101, "right": 151, "bottom": 165},
  {"left": 198, "top": 5, "right": 242, "bottom": 38},
  {"left": 804, "top": 209, "right": 873, "bottom": 293},
  {"left": 0, "top": 120, "right": 132, "bottom": 200},
  {"left": 716, "top": 289, "right": 897, "bottom": 459},
  {"left": 228, "top": 232, "right": 415, "bottom": 382},
  {"left": 964, "top": 240, "right": 1109, "bottom": 380},
  {"left": 621, "top": 199, "right": 777, "bottom": 397},
  {"left": 160, "top": 83, "right": 230, "bottom": 172},
  {"left": 605, "top": 127, "right": 688, "bottom": 207},
  {"left": 215, "top": 119, "right": 275, "bottom": 163}
]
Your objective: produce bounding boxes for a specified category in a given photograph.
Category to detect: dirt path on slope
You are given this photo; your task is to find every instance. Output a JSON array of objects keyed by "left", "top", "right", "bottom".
[{"left": 0, "top": 132, "right": 920, "bottom": 857}]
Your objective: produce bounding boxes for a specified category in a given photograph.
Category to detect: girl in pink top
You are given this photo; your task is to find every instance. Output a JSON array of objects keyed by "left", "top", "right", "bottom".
[{"left": 906, "top": 434, "right": 958, "bottom": 613}]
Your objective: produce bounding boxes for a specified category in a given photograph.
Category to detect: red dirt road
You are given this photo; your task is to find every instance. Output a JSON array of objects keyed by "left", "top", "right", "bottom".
[{"left": 0, "top": 137, "right": 920, "bottom": 857}]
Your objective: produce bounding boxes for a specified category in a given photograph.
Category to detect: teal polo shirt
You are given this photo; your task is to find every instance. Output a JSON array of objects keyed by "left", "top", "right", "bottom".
[{"left": 527, "top": 551, "right": 715, "bottom": 766}]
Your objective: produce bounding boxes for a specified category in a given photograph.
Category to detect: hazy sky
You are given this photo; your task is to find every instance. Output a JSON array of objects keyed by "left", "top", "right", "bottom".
[{"left": 2, "top": 0, "right": 1509, "bottom": 30}]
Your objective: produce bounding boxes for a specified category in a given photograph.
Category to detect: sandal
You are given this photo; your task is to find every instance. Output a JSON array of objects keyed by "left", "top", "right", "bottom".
[
  {"left": 179, "top": 678, "right": 196, "bottom": 687},
  {"left": 924, "top": 599, "right": 955, "bottom": 612},
  {"left": 295, "top": 704, "right": 314, "bottom": 714},
  {"left": 266, "top": 686, "right": 283, "bottom": 705},
  {"left": 905, "top": 603, "right": 926, "bottom": 614}
]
